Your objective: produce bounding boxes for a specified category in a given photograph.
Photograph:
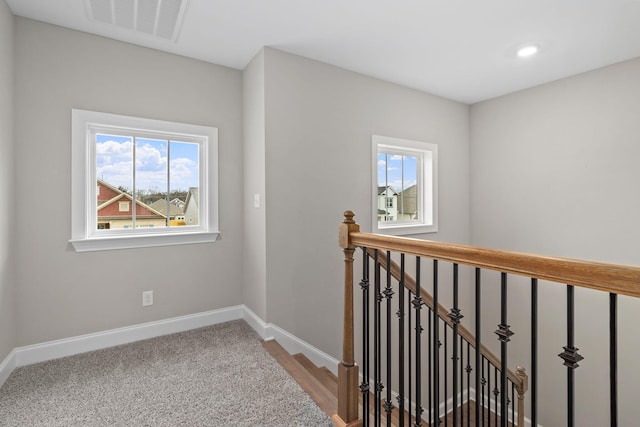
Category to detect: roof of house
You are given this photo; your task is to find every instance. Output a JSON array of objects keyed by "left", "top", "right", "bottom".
[
  {"left": 377, "top": 185, "right": 398, "bottom": 196},
  {"left": 148, "top": 199, "right": 184, "bottom": 217},
  {"left": 97, "top": 180, "right": 166, "bottom": 219},
  {"left": 184, "top": 187, "right": 199, "bottom": 210}
]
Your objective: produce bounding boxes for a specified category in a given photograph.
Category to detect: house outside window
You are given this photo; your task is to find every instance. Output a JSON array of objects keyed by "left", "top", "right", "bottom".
[
  {"left": 372, "top": 135, "right": 438, "bottom": 235},
  {"left": 377, "top": 186, "right": 398, "bottom": 222},
  {"left": 71, "top": 109, "right": 219, "bottom": 252}
]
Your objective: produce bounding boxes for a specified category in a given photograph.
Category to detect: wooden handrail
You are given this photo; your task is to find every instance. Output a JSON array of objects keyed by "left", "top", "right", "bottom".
[
  {"left": 367, "top": 248, "right": 523, "bottom": 388},
  {"left": 351, "top": 232, "right": 640, "bottom": 298}
]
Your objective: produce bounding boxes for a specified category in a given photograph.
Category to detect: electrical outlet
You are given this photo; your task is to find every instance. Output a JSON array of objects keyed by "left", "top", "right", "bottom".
[{"left": 142, "top": 291, "right": 153, "bottom": 307}]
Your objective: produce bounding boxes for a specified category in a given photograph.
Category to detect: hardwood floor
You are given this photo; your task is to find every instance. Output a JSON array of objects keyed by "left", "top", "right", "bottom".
[
  {"left": 262, "top": 339, "right": 337, "bottom": 418},
  {"left": 262, "top": 339, "right": 513, "bottom": 427}
]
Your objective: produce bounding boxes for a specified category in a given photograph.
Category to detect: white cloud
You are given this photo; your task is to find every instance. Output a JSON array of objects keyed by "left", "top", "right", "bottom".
[
  {"left": 97, "top": 139, "right": 198, "bottom": 191},
  {"left": 96, "top": 139, "right": 132, "bottom": 156},
  {"left": 169, "top": 157, "right": 198, "bottom": 189},
  {"left": 136, "top": 143, "right": 167, "bottom": 172}
]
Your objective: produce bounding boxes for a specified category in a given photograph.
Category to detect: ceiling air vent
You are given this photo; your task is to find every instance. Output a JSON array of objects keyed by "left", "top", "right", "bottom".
[{"left": 85, "top": 0, "right": 189, "bottom": 42}]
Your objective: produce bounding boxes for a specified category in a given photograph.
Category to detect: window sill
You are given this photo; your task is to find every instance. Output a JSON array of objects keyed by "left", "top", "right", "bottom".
[
  {"left": 69, "top": 231, "right": 220, "bottom": 252},
  {"left": 375, "top": 224, "right": 438, "bottom": 236}
]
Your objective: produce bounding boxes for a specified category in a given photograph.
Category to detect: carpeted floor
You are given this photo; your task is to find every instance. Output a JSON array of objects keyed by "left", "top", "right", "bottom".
[{"left": 0, "top": 320, "right": 333, "bottom": 426}]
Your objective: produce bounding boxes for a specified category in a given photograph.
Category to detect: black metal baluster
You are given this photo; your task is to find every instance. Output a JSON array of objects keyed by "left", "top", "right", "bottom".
[
  {"left": 428, "top": 305, "right": 432, "bottom": 425},
  {"left": 610, "top": 293, "right": 618, "bottom": 427},
  {"left": 432, "top": 260, "right": 439, "bottom": 426},
  {"left": 444, "top": 324, "right": 448, "bottom": 427},
  {"left": 460, "top": 335, "right": 464, "bottom": 426},
  {"left": 531, "top": 278, "right": 538, "bottom": 427},
  {"left": 414, "top": 257, "right": 423, "bottom": 427},
  {"left": 408, "top": 288, "right": 413, "bottom": 427},
  {"left": 374, "top": 250, "right": 382, "bottom": 426},
  {"left": 493, "top": 367, "right": 498, "bottom": 427},
  {"left": 466, "top": 341, "right": 471, "bottom": 427},
  {"left": 558, "top": 285, "right": 583, "bottom": 427},
  {"left": 495, "top": 273, "right": 513, "bottom": 427},
  {"left": 475, "top": 268, "right": 482, "bottom": 426},
  {"left": 474, "top": 268, "right": 484, "bottom": 425},
  {"left": 398, "top": 254, "right": 406, "bottom": 427},
  {"left": 384, "top": 252, "right": 394, "bottom": 426},
  {"left": 360, "top": 248, "right": 370, "bottom": 426},
  {"left": 449, "top": 264, "right": 463, "bottom": 427},
  {"left": 511, "top": 382, "right": 515, "bottom": 426},
  {"left": 481, "top": 356, "right": 486, "bottom": 427},
  {"left": 486, "top": 358, "right": 490, "bottom": 426}
]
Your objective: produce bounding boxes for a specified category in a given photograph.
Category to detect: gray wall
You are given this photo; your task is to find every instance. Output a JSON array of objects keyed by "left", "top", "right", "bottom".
[
  {"left": 262, "top": 48, "right": 470, "bottom": 357},
  {"left": 0, "top": 0, "right": 15, "bottom": 363},
  {"left": 242, "top": 49, "right": 267, "bottom": 319},
  {"left": 13, "top": 18, "right": 244, "bottom": 347},
  {"left": 470, "top": 57, "right": 640, "bottom": 426}
]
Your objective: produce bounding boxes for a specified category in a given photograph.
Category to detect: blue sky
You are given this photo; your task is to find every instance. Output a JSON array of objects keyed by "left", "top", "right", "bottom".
[
  {"left": 96, "top": 134, "right": 199, "bottom": 192},
  {"left": 377, "top": 152, "right": 417, "bottom": 191}
]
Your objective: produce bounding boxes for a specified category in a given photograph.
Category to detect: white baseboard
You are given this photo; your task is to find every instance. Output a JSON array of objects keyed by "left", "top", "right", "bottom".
[
  {"left": 426, "top": 387, "right": 537, "bottom": 427},
  {"left": 362, "top": 378, "right": 538, "bottom": 427},
  {"left": 0, "top": 348, "right": 16, "bottom": 388},
  {"left": 13, "top": 305, "right": 245, "bottom": 368},
  {"left": 243, "top": 306, "right": 340, "bottom": 376},
  {"left": 471, "top": 386, "right": 538, "bottom": 427},
  {"left": 0, "top": 304, "right": 340, "bottom": 388},
  {"left": 0, "top": 305, "right": 245, "bottom": 388}
]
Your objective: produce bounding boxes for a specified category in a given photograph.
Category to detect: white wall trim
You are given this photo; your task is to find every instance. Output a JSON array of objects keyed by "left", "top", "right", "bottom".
[
  {"left": 242, "top": 305, "right": 269, "bottom": 338},
  {"left": 242, "top": 306, "right": 340, "bottom": 375},
  {"left": 0, "top": 348, "right": 16, "bottom": 388},
  {"left": 0, "top": 305, "right": 340, "bottom": 388},
  {"left": 362, "top": 379, "right": 538, "bottom": 427},
  {"left": 425, "top": 387, "right": 537, "bottom": 427},
  {"left": 3, "top": 305, "right": 243, "bottom": 376},
  {"left": 471, "top": 386, "right": 538, "bottom": 427}
]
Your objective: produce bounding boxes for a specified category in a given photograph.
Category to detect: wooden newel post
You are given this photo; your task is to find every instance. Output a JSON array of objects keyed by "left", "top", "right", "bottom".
[
  {"left": 515, "top": 366, "right": 529, "bottom": 427},
  {"left": 336, "top": 211, "right": 361, "bottom": 426}
]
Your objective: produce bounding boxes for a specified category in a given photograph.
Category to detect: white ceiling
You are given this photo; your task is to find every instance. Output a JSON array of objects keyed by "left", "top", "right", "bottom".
[{"left": 6, "top": 0, "right": 640, "bottom": 104}]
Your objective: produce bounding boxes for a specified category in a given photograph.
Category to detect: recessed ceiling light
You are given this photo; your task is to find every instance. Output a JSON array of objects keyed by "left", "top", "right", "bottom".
[{"left": 517, "top": 45, "right": 539, "bottom": 58}]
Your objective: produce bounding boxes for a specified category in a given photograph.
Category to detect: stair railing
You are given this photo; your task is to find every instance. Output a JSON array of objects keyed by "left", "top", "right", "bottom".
[
  {"left": 336, "top": 211, "right": 640, "bottom": 427},
  {"left": 366, "top": 247, "right": 528, "bottom": 426}
]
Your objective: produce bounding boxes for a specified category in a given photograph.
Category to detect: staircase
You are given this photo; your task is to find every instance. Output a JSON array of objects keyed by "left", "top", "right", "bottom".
[
  {"left": 262, "top": 340, "right": 338, "bottom": 420},
  {"left": 263, "top": 339, "right": 511, "bottom": 427}
]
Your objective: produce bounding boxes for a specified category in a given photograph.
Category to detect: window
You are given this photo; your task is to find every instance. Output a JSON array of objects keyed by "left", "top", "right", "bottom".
[
  {"left": 71, "top": 109, "right": 219, "bottom": 252},
  {"left": 372, "top": 135, "right": 438, "bottom": 235}
]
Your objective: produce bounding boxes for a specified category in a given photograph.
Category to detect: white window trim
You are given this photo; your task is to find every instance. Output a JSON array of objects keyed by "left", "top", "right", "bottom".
[
  {"left": 70, "top": 109, "right": 220, "bottom": 252},
  {"left": 372, "top": 135, "right": 438, "bottom": 236}
]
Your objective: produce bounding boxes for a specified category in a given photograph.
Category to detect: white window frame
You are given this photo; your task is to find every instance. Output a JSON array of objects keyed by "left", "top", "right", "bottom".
[
  {"left": 70, "top": 109, "right": 220, "bottom": 252},
  {"left": 372, "top": 135, "right": 438, "bottom": 236}
]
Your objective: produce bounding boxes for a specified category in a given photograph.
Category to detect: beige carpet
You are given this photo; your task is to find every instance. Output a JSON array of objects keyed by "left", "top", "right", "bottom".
[{"left": 0, "top": 320, "right": 333, "bottom": 426}]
